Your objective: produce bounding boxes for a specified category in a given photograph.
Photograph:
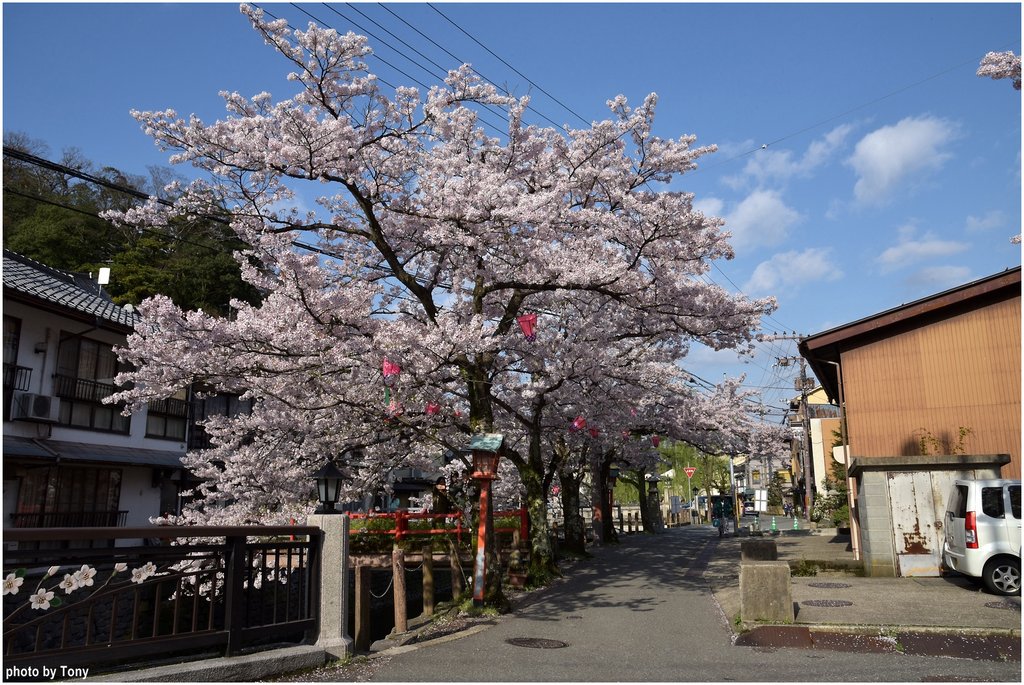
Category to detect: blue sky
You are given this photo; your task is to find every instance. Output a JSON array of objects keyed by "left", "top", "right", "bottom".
[{"left": 3, "top": 2, "right": 1021, "bottom": 417}]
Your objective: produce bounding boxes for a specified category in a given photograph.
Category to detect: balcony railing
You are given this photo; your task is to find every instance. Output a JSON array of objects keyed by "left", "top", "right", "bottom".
[
  {"left": 3, "top": 364, "right": 32, "bottom": 392},
  {"left": 10, "top": 510, "right": 129, "bottom": 528},
  {"left": 52, "top": 374, "right": 118, "bottom": 403},
  {"left": 148, "top": 397, "right": 189, "bottom": 417}
]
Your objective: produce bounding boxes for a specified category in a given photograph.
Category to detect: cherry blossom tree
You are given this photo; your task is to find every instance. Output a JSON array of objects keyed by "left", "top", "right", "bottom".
[
  {"left": 977, "top": 50, "right": 1022, "bottom": 90},
  {"left": 107, "top": 4, "right": 777, "bottom": 603}
]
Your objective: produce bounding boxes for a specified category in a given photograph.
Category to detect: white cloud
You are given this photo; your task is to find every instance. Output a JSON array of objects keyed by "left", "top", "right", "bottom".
[
  {"left": 905, "top": 266, "right": 973, "bottom": 290},
  {"left": 724, "top": 189, "right": 802, "bottom": 250},
  {"left": 965, "top": 210, "right": 1007, "bottom": 233},
  {"left": 875, "top": 224, "right": 969, "bottom": 273},
  {"left": 743, "top": 247, "right": 843, "bottom": 295},
  {"left": 730, "top": 124, "right": 854, "bottom": 188},
  {"left": 848, "top": 116, "right": 957, "bottom": 205},
  {"left": 693, "top": 196, "right": 725, "bottom": 218}
]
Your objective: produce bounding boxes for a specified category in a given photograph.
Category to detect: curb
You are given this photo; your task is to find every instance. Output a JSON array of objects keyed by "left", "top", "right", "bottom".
[{"left": 735, "top": 624, "right": 1021, "bottom": 661}]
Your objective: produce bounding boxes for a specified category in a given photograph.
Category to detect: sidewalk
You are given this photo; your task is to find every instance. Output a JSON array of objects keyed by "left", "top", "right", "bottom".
[{"left": 704, "top": 523, "right": 1021, "bottom": 658}]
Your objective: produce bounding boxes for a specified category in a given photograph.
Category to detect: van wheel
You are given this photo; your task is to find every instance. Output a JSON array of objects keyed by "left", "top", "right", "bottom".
[{"left": 982, "top": 557, "right": 1021, "bottom": 596}]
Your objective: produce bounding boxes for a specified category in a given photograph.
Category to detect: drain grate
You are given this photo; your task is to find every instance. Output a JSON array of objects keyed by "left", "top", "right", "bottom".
[
  {"left": 802, "top": 599, "right": 853, "bottom": 607},
  {"left": 983, "top": 601, "right": 1021, "bottom": 611},
  {"left": 506, "top": 637, "right": 569, "bottom": 649},
  {"left": 807, "top": 582, "right": 852, "bottom": 589}
]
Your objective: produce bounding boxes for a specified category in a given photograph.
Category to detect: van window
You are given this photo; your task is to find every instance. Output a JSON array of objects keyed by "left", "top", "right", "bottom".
[
  {"left": 981, "top": 487, "right": 1005, "bottom": 518},
  {"left": 1009, "top": 485, "right": 1020, "bottom": 519},
  {"left": 948, "top": 484, "right": 968, "bottom": 518}
]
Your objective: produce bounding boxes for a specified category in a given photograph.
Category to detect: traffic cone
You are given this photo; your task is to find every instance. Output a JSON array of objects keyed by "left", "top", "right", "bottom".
[
  {"left": 793, "top": 516, "right": 799, "bottom": 530},
  {"left": 770, "top": 516, "right": 777, "bottom": 532}
]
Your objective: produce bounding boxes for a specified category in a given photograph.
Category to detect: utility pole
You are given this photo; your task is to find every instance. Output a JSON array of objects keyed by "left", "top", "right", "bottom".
[
  {"left": 772, "top": 333, "right": 815, "bottom": 521},
  {"left": 797, "top": 356, "right": 815, "bottom": 519}
]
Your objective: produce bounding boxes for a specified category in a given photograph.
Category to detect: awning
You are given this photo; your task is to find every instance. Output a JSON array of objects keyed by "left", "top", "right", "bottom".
[{"left": 3, "top": 436, "right": 184, "bottom": 469}]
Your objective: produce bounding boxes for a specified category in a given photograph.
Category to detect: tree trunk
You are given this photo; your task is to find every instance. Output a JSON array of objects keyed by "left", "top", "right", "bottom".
[
  {"left": 520, "top": 464, "right": 558, "bottom": 583},
  {"left": 558, "top": 467, "right": 588, "bottom": 554},
  {"left": 599, "top": 458, "right": 618, "bottom": 544},
  {"left": 635, "top": 470, "right": 653, "bottom": 532}
]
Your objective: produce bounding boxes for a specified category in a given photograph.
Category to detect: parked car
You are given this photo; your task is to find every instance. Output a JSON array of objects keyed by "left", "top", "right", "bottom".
[
  {"left": 942, "top": 478, "right": 1021, "bottom": 596},
  {"left": 742, "top": 501, "right": 756, "bottom": 516}
]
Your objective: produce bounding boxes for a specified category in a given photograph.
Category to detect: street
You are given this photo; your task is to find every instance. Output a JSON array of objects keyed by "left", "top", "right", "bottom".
[{"left": 361, "top": 526, "right": 1020, "bottom": 682}]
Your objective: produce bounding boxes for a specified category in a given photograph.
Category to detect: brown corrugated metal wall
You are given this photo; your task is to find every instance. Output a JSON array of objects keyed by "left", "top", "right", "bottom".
[{"left": 842, "top": 296, "right": 1020, "bottom": 479}]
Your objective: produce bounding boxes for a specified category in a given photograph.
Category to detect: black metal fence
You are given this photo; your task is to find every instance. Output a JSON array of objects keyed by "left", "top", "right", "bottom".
[
  {"left": 2, "top": 525, "right": 322, "bottom": 672},
  {"left": 9, "top": 511, "right": 129, "bottom": 529}
]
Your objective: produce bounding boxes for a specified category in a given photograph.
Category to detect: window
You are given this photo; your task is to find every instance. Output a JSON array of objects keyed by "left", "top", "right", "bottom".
[
  {"left": 981, "top": 487, "right": 1005, "bottom": 518},
  {"left": 13, "top": 465, "right": 123, "bottom": 527},
  {"left": 3, "top": 316, "right": 21, "bottom": 366},
  {"left": 948, "top": 484, "right": 968, "bottom": 518},
  {"left": 1008, "top": 486, "right": 1020, "bottom": 520},
  {"left": 54, "top": 334, "right": 130, "bottom": 433},
  {"left": 188, "top": 392, "right": 253, "bottom": 450},
  {"left": 146, "top": 389, "right": 189, "bottom": 441}
]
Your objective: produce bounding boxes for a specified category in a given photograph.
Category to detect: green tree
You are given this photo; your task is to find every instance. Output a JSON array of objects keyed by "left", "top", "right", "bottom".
[{"left": 3, "top": 132, "right": 259, "bottom": 315}]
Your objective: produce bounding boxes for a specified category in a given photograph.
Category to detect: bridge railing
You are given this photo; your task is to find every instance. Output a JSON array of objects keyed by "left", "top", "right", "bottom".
[{"left": 2, "top": 525, "right": 321, "bottom": 672}]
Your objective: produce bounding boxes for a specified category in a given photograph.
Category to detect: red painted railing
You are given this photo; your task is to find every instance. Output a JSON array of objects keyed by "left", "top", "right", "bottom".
[{"left": 346, "top": 508, "right": 528, "bottom": 545}]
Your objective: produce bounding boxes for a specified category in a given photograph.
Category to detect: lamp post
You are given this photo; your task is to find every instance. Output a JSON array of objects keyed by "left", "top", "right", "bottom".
[
  {"left": 646, "top": 474, "right": 662, "bottom": 532},
  {"left": 606, "top": 464, "right": 620, "bottom": 540},
  {"left": 312, "top": 459, "right": 346, "bottom": 514},
  {"left": 469, "top": 433, "right": 504, "bottom": 607}
]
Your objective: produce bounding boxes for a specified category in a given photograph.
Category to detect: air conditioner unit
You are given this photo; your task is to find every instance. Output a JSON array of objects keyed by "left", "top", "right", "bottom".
[{"left": 12, "top": 392, "right": 61, "bottom": 422}]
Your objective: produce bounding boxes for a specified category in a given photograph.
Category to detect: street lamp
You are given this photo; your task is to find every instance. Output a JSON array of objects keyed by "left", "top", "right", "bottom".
[
  {"left": 312, "top": 459, "right": 345, "bottom": 514},
  {"left": 607, "top": 464, "right": 620, "bottom": 539},
  {"left": 646, "top": 474, "right": 662, "bottom": 532},
  {"left": 469, "top": 433, "right": 504, "bottom": 607}
]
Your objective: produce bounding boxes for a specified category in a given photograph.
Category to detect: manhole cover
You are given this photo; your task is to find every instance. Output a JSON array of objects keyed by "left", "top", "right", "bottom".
[
  {"left": 506, "top": 637, "right": 569, "bottom": 649},
  {"left": 807, "top": 582, "right": 852, "bottom": 589},
  {"left": 801, "top": 599, "right": 853, "bottom": 607},
  {"left": 983, "top": 601, "right": 1021, "bottom": 611}
]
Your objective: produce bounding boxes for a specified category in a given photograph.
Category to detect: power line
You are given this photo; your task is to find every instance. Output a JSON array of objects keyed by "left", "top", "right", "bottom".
[{"left": 425, "top": 2, "right": 591, "bottom": 128}]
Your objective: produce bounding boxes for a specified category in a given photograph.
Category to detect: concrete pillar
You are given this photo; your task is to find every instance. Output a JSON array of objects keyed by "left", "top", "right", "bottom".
[
  {"left": 739, "top": 561, "right": 793, "bottom": 623},
  {"left": 306, "top": 514, "right": 353, "bottom": 659}
]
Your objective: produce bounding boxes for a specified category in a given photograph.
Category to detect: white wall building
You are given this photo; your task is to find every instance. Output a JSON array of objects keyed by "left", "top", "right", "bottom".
[{"left": 3, "top": 250, "right": 186, "bottom": 547}]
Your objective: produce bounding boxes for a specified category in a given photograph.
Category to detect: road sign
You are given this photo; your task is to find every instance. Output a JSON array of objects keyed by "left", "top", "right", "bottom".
[{"left": 683, "top": 466, "right": 697, "bottom": 478}]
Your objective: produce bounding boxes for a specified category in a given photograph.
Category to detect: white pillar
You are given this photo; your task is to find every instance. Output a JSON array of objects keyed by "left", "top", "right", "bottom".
[{"left": 306, "top": 513, "right": 353, "bottom": 659}]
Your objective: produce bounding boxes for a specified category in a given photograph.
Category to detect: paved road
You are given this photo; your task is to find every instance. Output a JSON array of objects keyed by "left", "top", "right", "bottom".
[{"left": 367, "top": 526, "right": 1021, "bottom": 682}]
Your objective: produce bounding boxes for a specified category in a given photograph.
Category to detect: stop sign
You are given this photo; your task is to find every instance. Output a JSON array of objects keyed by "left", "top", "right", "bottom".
[{"left": 683, "top": 466, "right": 697, "bottom": 478}]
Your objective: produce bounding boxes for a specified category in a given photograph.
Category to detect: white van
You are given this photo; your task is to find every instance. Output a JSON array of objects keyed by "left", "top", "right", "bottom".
[{"left": 942, "top": 479, "right": 1021, "bottom": 596}]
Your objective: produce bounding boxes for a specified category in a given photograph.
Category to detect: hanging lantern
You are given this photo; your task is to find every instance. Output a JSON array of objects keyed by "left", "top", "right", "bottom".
[
  {"left": 382, "top": 357, "right": 401, "bottom": 378},
  {"left": 571, "top": 415, "right": 587, "bottom": 431},
  {"left": 516, "top": 314, "right": 537, "bottom": 342},
  {"left": 651, "top": 435, "right": 661, "bottom": 448}
]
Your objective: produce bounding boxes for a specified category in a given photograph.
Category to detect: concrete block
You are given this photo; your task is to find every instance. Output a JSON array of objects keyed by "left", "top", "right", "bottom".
[
  {"left": 740, "top": 539, "right": 778, "bottom": 561},
  {"left": 740, "top": 561, "right": 794, "bottom": 624}
]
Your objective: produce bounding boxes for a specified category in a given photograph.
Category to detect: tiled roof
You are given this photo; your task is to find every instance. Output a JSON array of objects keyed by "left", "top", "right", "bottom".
[{"left": 2, "top": 250, "right": 138, "bottom": 328}]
